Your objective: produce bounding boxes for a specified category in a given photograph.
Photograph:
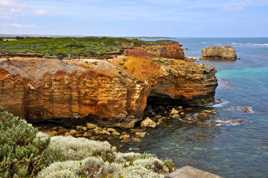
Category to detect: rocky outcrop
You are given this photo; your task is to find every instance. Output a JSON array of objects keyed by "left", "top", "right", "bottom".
[
  {"left": 124, "top": 41, "right": 185, "bottom": 59},
  {"left": 201, "top": 46, "right": 237, "bottom": 60},
  {"left": 0, "top": 44, "right": 217, "bottom": 128},
  {"left": 110, "top": 55, "right": 217, "bottom": 106},
  {"left": 0, "top": 58, "right": 148, "bottom": 128},
  {"left": 168, "top": 166, "right": 222, "bottom": 178}
]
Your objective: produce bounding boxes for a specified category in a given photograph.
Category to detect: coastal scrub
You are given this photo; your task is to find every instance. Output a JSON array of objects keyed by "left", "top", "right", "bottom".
[{"left": 0, "top": 110, "right": 175, "bottom": 178}]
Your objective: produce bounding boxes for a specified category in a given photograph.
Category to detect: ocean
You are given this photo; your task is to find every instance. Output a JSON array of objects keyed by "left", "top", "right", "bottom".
[{"left": 124, "top": 38, "right": 268, "bottom": 178}]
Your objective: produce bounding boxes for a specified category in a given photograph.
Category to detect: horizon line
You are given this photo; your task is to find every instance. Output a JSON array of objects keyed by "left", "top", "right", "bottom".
[{"left": 0, "top": 34, "right": 268, "bottom": 39}]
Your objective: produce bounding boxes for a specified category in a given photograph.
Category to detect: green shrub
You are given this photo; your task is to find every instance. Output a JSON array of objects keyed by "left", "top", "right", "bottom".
[
  {"left": 0, "top": 110, "right": 175, "bottom": 178},
  {"left": 0, "top": 110, "right": 63, "bottom": 178},
  {"left": 0, "top": 37, "right": 166, "bottom": 59}
]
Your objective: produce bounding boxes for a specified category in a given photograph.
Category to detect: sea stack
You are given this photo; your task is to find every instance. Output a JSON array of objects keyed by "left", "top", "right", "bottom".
[{"left": 201, "top": 46, "right": 237, "bottom": 60}]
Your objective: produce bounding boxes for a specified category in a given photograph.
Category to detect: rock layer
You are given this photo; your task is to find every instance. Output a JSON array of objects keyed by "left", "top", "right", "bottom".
[
  {"left": 0, "top": 47, "right": 217, "bottom": 128},
  {"left": 0, "top": 58, "right": 148, "bottom": 128},
  {"left": 110, "top": 56, "right": 217, "bottom": 106},
  {"left": 201, "top": 46, "right": 237, "bottom": 60},
  {"left": 124, "top": 41, "right": 185, "bottom": 59}
]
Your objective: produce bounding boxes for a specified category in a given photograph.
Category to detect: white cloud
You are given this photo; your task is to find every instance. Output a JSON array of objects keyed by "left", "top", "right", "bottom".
[
  {"left": 223, "top": 0, "right": 250, "bottom": 11},
  {"left": 9, "top": 23, "right": 36, "bottom": 28},
  {"left": 0, "top": 0, "right": 49, "bottom": 16},
  {"left": 33, "top": 9, "right": 48, "bottom": 16},
  {"left": 0, "top": 0, "right": 25, "bottom": 15}
]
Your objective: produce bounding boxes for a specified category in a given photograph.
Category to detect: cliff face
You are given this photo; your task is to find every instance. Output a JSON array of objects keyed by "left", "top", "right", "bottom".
[
  {"left": 0, "top": 58, "right": 149, "bottom": 128},
  {"left": 201, "top": 46, "right": 237, "bottom": 60},
  {"left": 0, "top": 43, "right": 217, "bottom": 128},
  {"left": 124, "top": 41, "right": 185, "bottom": 59},
  {"left": 110, "top": 56, "right": 217, "bottom": 106}
]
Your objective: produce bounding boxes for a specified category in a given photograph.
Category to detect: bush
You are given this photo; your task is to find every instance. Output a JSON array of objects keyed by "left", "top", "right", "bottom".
[
  {"left": 0, "top": 110, "right": 63, "bottom": 178},
  {"left": 0, "top": 110, "right": 175, "bottom": 178}
]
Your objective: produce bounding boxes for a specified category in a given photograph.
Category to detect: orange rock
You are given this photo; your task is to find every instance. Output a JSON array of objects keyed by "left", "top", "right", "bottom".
[
  {"left": 0, "top": 58, "right": 148, "bottom": 128},
  {"left": 110, "top": 55, "right": 217, "bottom": 106},
  {"left": 0, "top": 52, "right": 217, "bottom": 128},
  {"left": 124, "top": 41, "right": 185, "bottom": 59},
  {"left": 201, "top": 46, "right": 237, "bottom": 60}
]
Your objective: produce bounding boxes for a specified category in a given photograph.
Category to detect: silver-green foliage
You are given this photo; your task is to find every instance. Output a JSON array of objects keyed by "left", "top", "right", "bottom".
[{"left": 0, "top": 110, "right": 63, "bottom": 178}]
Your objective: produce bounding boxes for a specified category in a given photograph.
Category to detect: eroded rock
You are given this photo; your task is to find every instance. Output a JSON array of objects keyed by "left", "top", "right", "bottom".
[
  {"left": 0, "top": 58, "right": 148, "bottom": 128},
  {"left": 110, "top": 55, "right": 217, "bottom": 106},
  {"left": 124, "top": 41, "right": 185, "bottom": 59},
  {"left": 0, "top": 47, "right": 217, "bottom": 128},
  {"left": 201, "top": 46, "right": 237, "bottom": 60}
]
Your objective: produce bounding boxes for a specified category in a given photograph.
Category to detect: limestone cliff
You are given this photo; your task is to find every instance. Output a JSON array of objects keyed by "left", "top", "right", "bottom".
[
  {"left": 124, "top": 41, "right": 185, "bottom": 59},
  {"left": 0, "top": 42, "right": 217, "bottom": 128},
  {"left": 110, "top": 56, "right": 217, "bottom": 106},
  {"left": 0, "top": 58, "right": 148, "bottom": 128}
]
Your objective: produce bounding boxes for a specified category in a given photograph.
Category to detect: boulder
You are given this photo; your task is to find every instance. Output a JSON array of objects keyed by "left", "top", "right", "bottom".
[
  {"left": 168, "top": 166, "right": 222, "bottom": 178},
  {"left": 141, "top": 117, "right": 157, "bottom": 128},
  {"left": 201, "top": 46, "right": 237, "bottom": 60}
]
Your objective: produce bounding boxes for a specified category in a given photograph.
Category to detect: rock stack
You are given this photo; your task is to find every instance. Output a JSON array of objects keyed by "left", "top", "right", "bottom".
[{"left": 201, "top": 46, "right": 237, "bottom": 60}]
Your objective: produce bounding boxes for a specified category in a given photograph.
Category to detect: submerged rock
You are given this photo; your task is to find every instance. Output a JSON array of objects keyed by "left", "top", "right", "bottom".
[
  {"left": 241, "top": 106, "right": 255, "bottom": 114},
  {"left": 201, "top": 46, "right": 237, "bottom": 60},
  {"left": 225, "top": 106, "right": 255, "bottom": 114}
]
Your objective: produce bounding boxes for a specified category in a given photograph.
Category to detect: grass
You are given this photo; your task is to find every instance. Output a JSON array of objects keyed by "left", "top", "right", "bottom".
[{"left": 0, "top": 37, "right": 167, "bottom": 59}]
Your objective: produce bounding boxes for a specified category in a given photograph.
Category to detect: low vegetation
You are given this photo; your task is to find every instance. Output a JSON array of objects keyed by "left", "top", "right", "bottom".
[
  {"left": 0, "top": 37, "right": 162, "bottom": 59},
  {"left": 0, "top": 110, "right": 175, "bottom": 178},
  {"left": 0, "top": 110, "right": 63, "bottom": 178}
]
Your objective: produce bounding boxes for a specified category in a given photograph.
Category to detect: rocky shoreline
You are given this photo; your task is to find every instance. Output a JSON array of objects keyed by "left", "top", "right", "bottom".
[
  {"left": 0, "top": 40, "right": 217, "bottom": 128},
  {"left": 0, "top": 110, "right": 222, "bottom": 178},
  {"left": 0, "top": 39, "right": 222, "bottom": 177},
  {"left": 36, "top": 105, "right": 217, "bottom": 144}
]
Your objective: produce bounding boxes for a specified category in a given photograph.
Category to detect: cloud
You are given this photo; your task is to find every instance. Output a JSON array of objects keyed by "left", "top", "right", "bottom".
[
  {"left": 0, "top": 0, "right": 49, "bottom": 16},
  {"left": 33, "top": 9, "right": 48, "bottom": 16},
  {"left": 223, "top": 0, "right": 250, "bottom": 11},
  {"left": 9, "top": 23, "right": 36, "bottom": 28},
  {"left": 0, "top": 0, "right": 268, "bottom": 36},
  {"left": 0, "top": 0, "right": 26, "bottom": 15}
]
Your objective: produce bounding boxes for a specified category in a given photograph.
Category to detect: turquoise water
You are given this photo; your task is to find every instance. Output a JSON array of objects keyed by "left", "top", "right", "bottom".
[{"left": 125, "top": 38, "right": 268, "bottom": 178}]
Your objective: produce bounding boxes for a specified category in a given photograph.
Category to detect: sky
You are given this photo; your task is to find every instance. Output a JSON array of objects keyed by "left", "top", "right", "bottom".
[{"left": 0, "top": 0, "right": 268, "bottom": 37}]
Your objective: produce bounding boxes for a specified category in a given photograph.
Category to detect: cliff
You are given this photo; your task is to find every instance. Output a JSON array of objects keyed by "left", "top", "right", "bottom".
[
  {"left": 110, "top": 56, "right": 217, "bottom": 106},
  {"left": 0, "top": 42, "right": 217, "bottom": 128},
  {"left": 124, "top": 41, "right": 185, "bottom": 59}
]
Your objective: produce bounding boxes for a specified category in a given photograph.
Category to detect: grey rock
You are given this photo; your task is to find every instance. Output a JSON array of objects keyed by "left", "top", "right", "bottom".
[{"left": 168, "top": 166, "right": 222, "bottom": 178}]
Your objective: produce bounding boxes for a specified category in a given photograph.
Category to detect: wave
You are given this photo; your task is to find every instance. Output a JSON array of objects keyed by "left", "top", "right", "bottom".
[
  {"left": 212, "top": 100, "right": 230, "bottom": 108},
  {"left": 231, "top": 42, "right": 268, "bottom": 48}
]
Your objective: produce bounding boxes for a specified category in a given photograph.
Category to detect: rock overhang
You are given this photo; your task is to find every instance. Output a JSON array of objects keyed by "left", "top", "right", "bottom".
[{"left": 0, "top": 42, "right": 218, "bottom": 128}]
